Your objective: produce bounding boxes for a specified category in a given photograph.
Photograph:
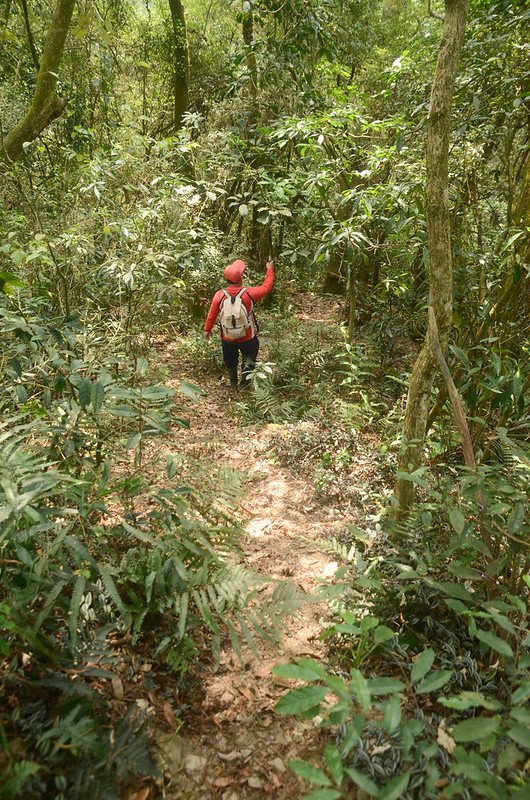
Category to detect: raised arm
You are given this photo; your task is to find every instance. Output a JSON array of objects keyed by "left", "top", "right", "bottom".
[{"left": 247, "top": 261, "right": 275, "bottom": 302}]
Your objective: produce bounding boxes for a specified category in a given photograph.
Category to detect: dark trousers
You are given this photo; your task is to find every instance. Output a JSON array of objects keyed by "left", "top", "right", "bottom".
[{"left": 221, "top": 337, "right": 259, "bottom": 372}]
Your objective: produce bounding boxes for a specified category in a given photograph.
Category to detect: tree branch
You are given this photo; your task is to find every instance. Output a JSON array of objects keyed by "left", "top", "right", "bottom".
[
  {"left": 428, "top": 0, "right": 444, "bottom": 21},
  {"left": 20, "top": 0, "right": 40, "bottom": 70}
]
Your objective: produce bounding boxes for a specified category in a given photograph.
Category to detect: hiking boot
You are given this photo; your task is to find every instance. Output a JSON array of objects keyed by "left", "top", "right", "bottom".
[
  {"left": 227, "top": 366, "right": 239, "bottom": 390},
  {"left": 240, "top": 358, "right": 255, "bottom": 389}
]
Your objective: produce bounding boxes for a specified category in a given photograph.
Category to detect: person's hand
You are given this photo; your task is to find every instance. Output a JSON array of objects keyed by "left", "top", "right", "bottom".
[
  {"left": 204, "top": 330, "right": 212, "bottom": 341},
  {"left": 266, "top": 260, "right": 274, "bottom": 270}
]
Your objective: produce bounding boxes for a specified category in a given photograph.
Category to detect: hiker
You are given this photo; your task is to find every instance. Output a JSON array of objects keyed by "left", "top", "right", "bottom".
[{"left": 204, "top": 258, "right": 275, "bottom": 389}]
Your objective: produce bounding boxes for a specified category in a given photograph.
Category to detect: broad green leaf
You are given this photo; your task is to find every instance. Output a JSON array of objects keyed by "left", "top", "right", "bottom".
[
  {"left": 384, "top": 694, "right": 402, "bottom": 733},
  {"left": 341, "top": 717, "right": 364, "bottom": 755},
  {"left": 179, "top": 379, "right": 203, "bottom": 401},
  {"left": 510, "top": 708, "right": 530, "bottom": 725},
  {"left": 126, "top": 432, "right": 141, "bottom": 450},
  {"left": 367, "top": 678, "right": 405, "bottom": 696},
  {"left": 395, "top": 469, "right": 429, "bottom": 489},
  {"left": 303, "top": 790, "right": 342, "bottom": 800},
  {"left": 429, "top": 580, "right": 475, "bottom": 602},
  {"left": 289, "top": 760, "right": 331, "bottom": 787},
  {"left": 78, "top": 378, "right": 92, "bottom": 409},
  {"left": 507, "top": 503, "right": 524, "bottom": 535},
  {"left": 11, "top": 249, "right": 26, "bottom": 266},
  {"left": 350, "top": 669, "right": 371, "bottom": 710},
  {"left": 482, "top": 609, "right": 515, "bottom": 634},
  {"left": 507, "top": 725, "right": 530, "bottom": 750},
  {"left": 498, "top": 742, "right": 522, "bottom": 773},
  {"left": 324, "top": 744, "right": 343, "bottom": 787},
  {"left": 374, "top": 625, "right": 394, "bottom": 644},
  {"left": 136, "top": 357, "right": 148, "bottom": 375},
  {"left": 273, "top": 659, "right": 327, "bottom": 682},
  {"left": 0, "top": 270, "right": 25, "bottom": 289},
  {"left": 449, "top": 508, "right": 466, "bottom": 534},
  {"left": 475, "top": 628, "right": 514, "bottom": 659},
  {"left": 440, "top": 692, "right": 501, "bottom": 711},
  {"left": 275, "top": 686, "right": 328, "bottom": 715},
  {"left": 448, "top": 564, "right": 484, "bottom": 580},
  {"left": 512, "top": 682, "right": 530, "bottom": 705},
  {"left": 91, "top": 380, "right": 105, "bottom": 414},
  {"left": 380, "top": 772, "right": 410, "bottom": 800},
  {"left": 16, "top": 385, "right": 28, "bottom": 403},
  {"left": 452, "top": 715, "right": 500, "bottom": 742},
  {"left": 360, "top": 616, "right": 379, "bottom": 633},
  {"left": 346, "top": 767, "right": 380, "bottom": 796},
  {"left": 411, "top": 648, "right": 435, "bottom": 683},
  {"left": 415, "top": 670, "right": 453, "bottom": 694}
]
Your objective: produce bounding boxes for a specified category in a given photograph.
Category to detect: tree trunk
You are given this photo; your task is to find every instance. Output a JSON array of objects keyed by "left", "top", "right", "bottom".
[
  {"left": 242, "top": 4, "right": 257, "bottom": 102},
  {"left": 323, "top": 242, "right": 347, "bottom": 294},
  {"left": 395, "top": 0, "right": 469, "bottom": 509},
  {"left": 2, "top": 0, "right": 12, "bottom": 31},
  {"left": 168, "top": 0, "right": 189, "bottom": 130},
  {"left": 1, "top": 0, "right": 76, "bottom": 164}
]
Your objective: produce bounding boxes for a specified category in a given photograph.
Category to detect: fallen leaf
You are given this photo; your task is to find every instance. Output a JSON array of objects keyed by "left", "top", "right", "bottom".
[
  {"left": 219, "top": 750, "right": 243, "bottom": 762},
  {"left": 212, "top": 776, "right": 233, "bottom": 788},
  {"left": 437, "top": 722, "right": 456, "bottom": 754},
  {"left": 127, "top": 788, "right": 150, "bottom": 800},
  {"left": 266, "top": 773, "right": 282, "bottom": 790},
  {"left": 163, "top": 702, "right": 178, "bottom": 731},
  {"left": 371, "top": 744, "right": 392, "bottom": 756},
  {"left": 111, "top": 675, "right": 124, "bottom": 699}
]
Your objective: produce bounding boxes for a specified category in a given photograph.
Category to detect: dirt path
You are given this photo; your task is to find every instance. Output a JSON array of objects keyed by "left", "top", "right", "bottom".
[{"left": 149, "top": 299, "right": 362, "bottom": 799}]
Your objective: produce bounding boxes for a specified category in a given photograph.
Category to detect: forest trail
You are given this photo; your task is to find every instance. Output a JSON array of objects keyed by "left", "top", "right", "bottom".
[{"left": 149, "top": 297, "right": 360, "bottom": 799}]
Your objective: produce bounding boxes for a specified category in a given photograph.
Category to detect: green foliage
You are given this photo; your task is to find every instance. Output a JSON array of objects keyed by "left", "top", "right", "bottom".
[
  {"left": 274, "top": 454, "right": 530, "bottom": 798},
  {"left": 0, "top": 295, "right": 291, "bottom": 796},
  {"left": 1, "top": 0, "right": 529, "bottom": 796}
]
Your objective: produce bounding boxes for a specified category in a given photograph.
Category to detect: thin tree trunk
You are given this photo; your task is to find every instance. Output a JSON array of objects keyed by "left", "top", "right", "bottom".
[
  {"left": 1, "top": 0, "right": 76, "bottom": 164},
  {"left": 348, "top": 259, "right": 357, "bottom": 342},
  {"left": 2, "top": 0, "right": 12, "bottom": 30},
  {"left": 395, "top": 0, "right": 469, "bottom": 509},
  {"left": 168, "top": 0, "right": 189, "bottom": 130},
  {"left": 242, "top": 4, "right": 257, "bottom": 102},
  {"left": 20, "top": 0, "right": 40, "bottom": 69}
]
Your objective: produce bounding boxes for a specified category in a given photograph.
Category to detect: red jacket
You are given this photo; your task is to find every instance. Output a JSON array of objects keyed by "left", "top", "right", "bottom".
[{"left": 205, "top": 266, "right": 274, "bottom": 342}]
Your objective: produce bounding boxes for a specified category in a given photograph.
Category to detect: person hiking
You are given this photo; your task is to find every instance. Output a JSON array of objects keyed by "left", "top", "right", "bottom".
[{"left": 204, "top": 258, "right": 274, "bottom": 389}]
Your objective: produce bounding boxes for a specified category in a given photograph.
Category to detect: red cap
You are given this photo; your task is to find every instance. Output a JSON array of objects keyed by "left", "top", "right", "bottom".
[{"left": 224, "top": 259, "right": 246, "bottom": 283}]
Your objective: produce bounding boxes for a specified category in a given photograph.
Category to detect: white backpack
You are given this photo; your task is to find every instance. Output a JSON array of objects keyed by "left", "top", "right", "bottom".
[{"left": 219, "top": 288, "right": 254, "bottom": 340}]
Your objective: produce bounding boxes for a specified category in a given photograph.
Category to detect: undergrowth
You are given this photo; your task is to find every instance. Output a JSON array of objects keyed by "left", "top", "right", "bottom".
[
  {"left": 274, "top": 445, "right": 530, "bottom": 799},
  {"left": 0, "top": 291, "right": 300, "bottom": 799}
]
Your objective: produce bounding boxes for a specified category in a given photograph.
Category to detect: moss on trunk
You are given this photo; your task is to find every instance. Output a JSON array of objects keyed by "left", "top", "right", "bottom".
[
  {"left": 395, "top": 0, "right": 469, "bottom": 509},
  {"left": 2, "top": 0, "right": 76, "bottom": 163}
]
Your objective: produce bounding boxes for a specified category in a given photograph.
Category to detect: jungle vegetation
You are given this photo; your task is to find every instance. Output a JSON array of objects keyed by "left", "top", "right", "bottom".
[{"left": 1, "top": 0, "right": 529, "bottom": 798}]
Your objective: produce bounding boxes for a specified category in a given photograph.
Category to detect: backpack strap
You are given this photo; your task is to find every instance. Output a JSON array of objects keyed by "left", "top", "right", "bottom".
[
  {"left": 220, "top": 288, "right": 247, "bottom": 307},
  {"left": 242, "top": 289, "right": 258, "bottom": 334},
  {"left": 242, "top": 288, "right": 254, "bottom": 310}
]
